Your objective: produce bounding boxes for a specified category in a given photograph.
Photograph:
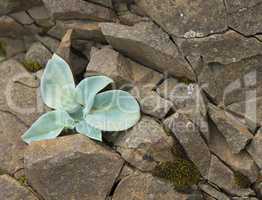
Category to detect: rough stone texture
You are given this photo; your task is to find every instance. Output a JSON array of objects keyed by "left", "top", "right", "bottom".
[
  {"left": 115, "top": 116, "right": 175, "bottom": 171},
  {"left": 99, "top": 22, "right": 195, "bottom": 80},
  {"left": 135, "top": 0, "right": 227, "bottom": 38},
  {"left": 86, "top": 46, "right": 163, "bottom": 89},
  {"left": 0, "top": 175, "right": 39, "bottom": 200},
  {"left": 25, "top": 42, "right": 52, "bottom": 68},
  {"left": 176, "top": 31, "right": 262, "bottom": 74},
  {"left": 27, "top": 6, "right": 54, "bottom": 28},
  {"left": 112, "top": 173, "right": 191, "bottom": 200},
  {"left": 199, "top": 183, "right": 230, "bottom": 200},
  {"left": 208, "top": 155, "right": 237, "bottom": 193},
  {"left": 42, "top": 0, "right": 116, "bottom": 21},
  {"left": 198, "top": 54, "right": 262, "bottom": 106},
  {"left": 226, "top": 0, "right": 262, "bottom": 36},
  {"left": 164, "top": 112, "right": 211, "bottom": 178},
  {"left": 209, "top": 121, "right": 259, "bottom": 182},
  {"left": 156, "top": 78, "right": 178, "bottom": 100},
  {"left": 56, "top": 29, "right": 88, "bottom": 77},
  {"left": 208, "top": 104, "right": 253, "bottom": 154},
  {"left": 0, "top": 60, "right": 45, "bottom": 174},
  {"left": 0, "top": 16, "right": 29, "bottom": 38},
  {"left": 24, "top": 134, "right": 124, "bottom": 200},
  {"left": 10, "top": 11, "right": 34, "bottom": 25},
  {"left": 36, "top": 35, "right": 60, "bottom": 53},
  {"left": 0, "top": 37, "right": 26, "bottom": 59},
  {"left": 0, "top": 0, "right": 42, "bottom": 15},
  {"left": 247, "top": 128, "right": 262, "bottom": 169},
  {"left": 131, "top": 89, "right": 173, "bottom": 119}
]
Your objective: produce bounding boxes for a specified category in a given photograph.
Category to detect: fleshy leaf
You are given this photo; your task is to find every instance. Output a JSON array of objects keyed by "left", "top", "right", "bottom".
[
  {"left": 41, "top": 54, "right": 80, "bottom": 112},
  {"left": 76, "top": 120, "right": 102, "bottom": 141},
  {"left": 76, "top": 76, "right": 113, "bottom": 113},
  {"left": 84, "top": 90, "right": 140, "bottom": 131},
  {"left": 22, "top": 110, "right": 75, "bottom": 144}
]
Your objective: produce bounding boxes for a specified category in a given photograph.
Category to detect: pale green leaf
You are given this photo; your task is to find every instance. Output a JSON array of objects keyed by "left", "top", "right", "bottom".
[
  {"left": 76, "top": 76, "right": 113, "bottom": 113},
  {"left": 21, "top": 110, "right": 75, "bottom": 144},
  {"left": 84, "top": 90, "right": 140, "bottom": 131},
  {"left": 41, "top": 54, "right": 80, "bottom": 113},
  {"left": 76, "top": 120, "right": 102, "bottom": 141}
]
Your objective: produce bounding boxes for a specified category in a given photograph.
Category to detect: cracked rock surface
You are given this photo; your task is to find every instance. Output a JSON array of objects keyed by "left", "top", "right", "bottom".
[{"left": 1, "top": 0, "right": 262, "bottom": 199}]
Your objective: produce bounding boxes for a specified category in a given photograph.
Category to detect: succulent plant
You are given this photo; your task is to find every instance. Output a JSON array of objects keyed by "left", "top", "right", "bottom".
[{"left": 22, "top": 54, "right": 141, "bottom": 143}]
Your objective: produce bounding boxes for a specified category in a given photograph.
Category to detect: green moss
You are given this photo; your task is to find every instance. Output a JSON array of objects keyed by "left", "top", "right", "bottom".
[
  {"left": 234, "top": 172, "right": 251, "bottom": 188},
  {"left": 22, "top": 60, "right": 42, "bottom": 72},
  {"left": 17, "top": 175, "right": 28, "bottom": 186},
  {"left": 176, "top": 77, "right": 194, "bottom": 84},
  {"left": 0, "top": 41, "right": 7, "bottom": 59},
  {"left": 0, "top": 168, "right": 7, "bottom": 175},
  {"left": 153, "top": 159, "right": 201, "bottom": 190}
]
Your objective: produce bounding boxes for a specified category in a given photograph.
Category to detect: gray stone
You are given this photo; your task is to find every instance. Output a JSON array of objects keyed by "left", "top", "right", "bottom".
[
  {"left": 0, "top": 0, "right": 42, "bottom": 15},
  {"left": 195, "top": 47, "right": 262, "bottom": 106},
  {"left": 226, "top": 0, "right": 262, "bottom": 36},
  {"left": 156, "top": 78, "right": 178, "bottom": 100},
  {"left": 226, "top": 97, "right": 262, "bottom": 132},
  {"left": 42, "top": 0, "right": 116, "bottom": 21},
  {"left": 176, "top": 31, "right": 262, "bottom": 76},
  {"left": 247, "top": 129, "right": 262, "bottom": 169},
  {"left": 25, "top": 42, "right": 52, "bottom": 69},
  {"left": 88, "top": 0, "right": 113, "bottom": 8},
  {"left": 164, "top": 112, "right": 211, "bottom": 177},
  {"left": 10, "top": 11, "right": 34, "bottom": 25},
  {"left": 0, "top": 16, "right": 29, "bottom": 38},
  {"left": 115, "top": 116, "right": 175, "bottom": 171},
  {"left": 254, "top": 181, "right": 262, "bottom": 197},
  {"left": 35, "top": 35, "right": 60, "bottom": 53},
  {"left": 86, "top": 46, "right": 163, "bottom": 90},
  {"left": 0, "top": 60, "right": 45, "bottom": 174},
  {"left": 199, "top": 183, "right": 230, "bottom": 200},
  {"left": 27, "top": 6, "right": 54, "bottom": 28},
  {"left": 135, "top": 0, "right": 227, "bottom": 38},
  {"left": 209, "top": 121, "right": 259, "bottom": 182},
  {"left": 99, "top": 22, "right": 195, "bottom": 80},
  {"left": 208, "top": 104, "right": 253, "bottom": 154},
  {"left": 24, "top": 134, "right": 124, "bottom": 200},
  {"left": 208, "top": 155, "right": 237, "bottom": 193},
  {"left": 112, "top": 173, "right": 190, "bottom": 200},
  {"left": 131, "top": 89, "right": 173, "bottom": 119},
  {"left": 0, "top": 175, "right": 38, "bottom": 200},
  {"left": 0, "top": 37, "right": 25, "bottom": 59}
]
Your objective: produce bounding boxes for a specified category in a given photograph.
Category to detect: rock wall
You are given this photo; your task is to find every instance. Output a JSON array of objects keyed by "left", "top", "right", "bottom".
[{"left": 0, "top": 0, "right": 262, "bottom": 200}]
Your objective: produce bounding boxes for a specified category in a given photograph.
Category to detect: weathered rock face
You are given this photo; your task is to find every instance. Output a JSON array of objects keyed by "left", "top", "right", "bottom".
[
  {"left": 226, "top": 0, "right": 262, "bottom": 36},
  {"left": 42, "top": 0, "right": 116, "bottom": 21},
  {"left": 24, "top": 134, "right": 124, "bottom": 200},
  {"left": 208, "top": 104, "right": 253, "bottom": 154},
  {"left": 112, "top": 173, "right": 192, "bottom": 200},
  {"left": 0, "top": 175, "right": 39, "bottom": 200},
  {"left": 115, "top": 116, "right": 175, "bottom": 171},
  {"left": 164, "top": 112, "right": 211, "bottom": 177},
  {"left": 86, "top": 46, "right": 162, "bottom": 89},
  {"left": 209, "top": 121, "right": 259, "bottom": 182},
  {"left": 247, "top": 128, "right": 262, "bottom": 169},
  {"left": 0, "top": 0, "right": 42, "bottom": 15},
  {"left": 0, "top": 60, "right": 45, "bottom": 174},
  {"left": 99, "top": 22, "right": 195, "bottom": 80},
  {"left": 199, "top": 183, "right": 230, "bottom": 200},
  {"left": 135, "top": 0, "right": 227, "bottom": 38}
]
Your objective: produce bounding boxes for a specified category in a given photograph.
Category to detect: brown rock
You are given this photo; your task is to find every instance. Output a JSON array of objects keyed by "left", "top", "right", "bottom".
[
  {"left": 208, "top": 104, "right": 253, "bottom": 154},
  {"left": 209, "top": 121, "right": 259, "bottom": 182},
  {"left": 164, "top": 112, "right": 211, "bottom": 177},
  {"left": 112, "top": 173, "right": 190, "bottom": 200},
  {"left": 0, "top": 175, "right": 38, "bottom": 200},
  {"left": 247, "top": 128, "right": 262, "bottom": 169},
  {"left": 135, "top": 0, "right": 227, "bottom": 38},
  {"left": 42, "top": 0, "right": 115, "bottom": 21},
  {"left": 0, "top": 0, "right": 42, "bottom": 15},
  {"left": 86, "top": 46, "right": 163, "bottom": 90},
  {"left": 99, "top": 22, "right": 195, "bottom": 80},
  {"left": 24, "top": 134, "right": 124, "bottom": 200},
  {"left": 115, "top": 116, "right": 175, "bottom": 171},
  {"left": 199, "top": 183, "right": 230, "bottom": 200}
]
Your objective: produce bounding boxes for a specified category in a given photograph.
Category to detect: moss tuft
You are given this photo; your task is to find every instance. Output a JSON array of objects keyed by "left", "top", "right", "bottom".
[
  {"left": 17, "top": 175, "right": 28, "bottom": 186},
  {"left": 153, "top": 159, "right": 201, "bottom": 190},
  {"left": 176, "top": 77, "right": 194, "bottom": 84},
  {"left": 0, "top": 41, "right": 6, "bottom": 59},
  {"left": 22, "top": 60, "right": 42, "bottom": 72},
  {"left": 234, "top": 171, "right": 251, "bottom": 188}
]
